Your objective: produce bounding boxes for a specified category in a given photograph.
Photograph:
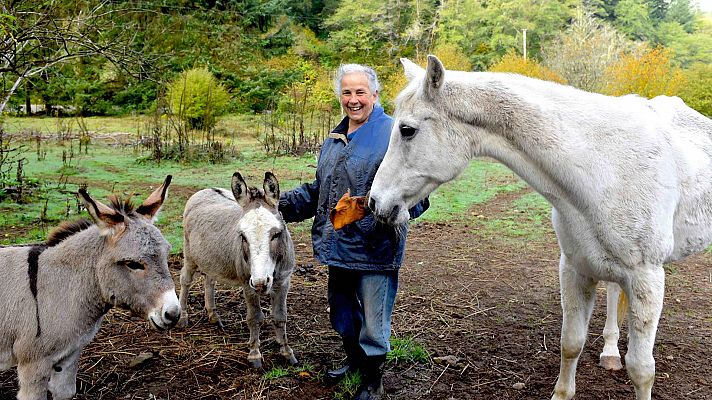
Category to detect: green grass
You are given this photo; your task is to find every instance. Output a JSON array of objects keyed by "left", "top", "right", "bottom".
[
  {"left": 418, "top": 159, "right": 526, "bottom": 223},
  {"left": 333, "top": 371, "right": 361, "bottom": 400},
  {"left": 388, "top": 336, "right": 430, "bottom": 364},
  {"left": 262, "top": 363, "right": 321, "bottom": 381},
  {"left": 475, "top": 191, "right": 553, "bottom": 243}
]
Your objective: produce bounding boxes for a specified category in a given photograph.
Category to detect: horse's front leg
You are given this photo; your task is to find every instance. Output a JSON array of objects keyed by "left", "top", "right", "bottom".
[
  {"left": 48, "top": 349, "right": 81, "bottom": 400},
  {"left": 600, "top": 281, "right": 624, "bottom": 370},
  {"left": 243, "top": 285, "right": 265, "bottom": 368},
  {"left": 552, "top": 254, "right": 596, "bottom": 400},
  {"left": 17, "top": 360, "right": 52, "bottom": 400},
  {"left": 624, "top": 266, "right": 664, "bottom": 400},
  {"left": 270, "top": 279, "right": 298, "bottom": 365}
]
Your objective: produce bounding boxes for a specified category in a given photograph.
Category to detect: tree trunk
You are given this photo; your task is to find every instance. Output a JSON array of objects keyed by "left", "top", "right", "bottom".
[{"left": 25, "top": 80, "right": 32, "bottom": 116}]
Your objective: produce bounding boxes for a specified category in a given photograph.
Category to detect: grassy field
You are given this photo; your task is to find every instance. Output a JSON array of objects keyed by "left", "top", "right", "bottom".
[{"left": 0, "top": 116, "right": 553, "bottom": 251}]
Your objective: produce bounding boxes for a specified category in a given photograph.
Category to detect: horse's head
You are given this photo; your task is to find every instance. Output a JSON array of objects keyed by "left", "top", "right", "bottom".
[
  {"left": 80, "top": 176, "right": 181, "bottom": 330},
  {"left": 232, "top": 171, "right": 291, "bottom": 294},
  {"left": 370, "top": 55, "right": 472, "bottom": 226}
]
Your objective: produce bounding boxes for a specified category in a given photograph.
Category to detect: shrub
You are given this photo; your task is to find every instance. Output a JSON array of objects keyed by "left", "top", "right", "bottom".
[
  {"left": 489, "top": 50, "right": 566, "bottom": 84},
  {"left": 166, "top": 67, "right": 230, "bottom": 130},
  {"left": 601, "top": 45, "right": 686, "bottom": 98},
  {"left": 678, "top": 63, "right": 712, "bottom": 117}
]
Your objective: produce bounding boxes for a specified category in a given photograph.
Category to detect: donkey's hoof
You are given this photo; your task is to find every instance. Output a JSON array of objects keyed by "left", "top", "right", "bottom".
[
  {"left": 249, "top": 358, "right": 263, "bottom": 369},
  {"left": 599, "top": 355, "right": 623, "bottom": 371},
  {"left": 208, "top": 314, "right": 224, "bottom": 330},
  {"left": 286, "top": 354, "right": 298, "bottom": 365},
  {"left": 177, "top": 313, "right": 189, "bottom": 328}
]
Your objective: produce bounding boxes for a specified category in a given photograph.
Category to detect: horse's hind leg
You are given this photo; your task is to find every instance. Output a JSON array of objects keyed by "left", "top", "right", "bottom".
[
  {"left": 204, "top": 275, "right": 223, "bottom": 329},
  {"left": 243, "top": 285, "right": 265, "bottom": 368},
  {"left": 17, "top": 360, "right": 51, "bottom": 400},
  {"left": 600, "top": 281, "right": 624, "bottom": 371},
  {"left": 552, "top": 255, "right": 596, "bottom": 400},
  {"left": 178, "top": 256, "right": 198, "bottom": 327},
  {"left": 624, "top": 266, "right": 664, "bottom": 400},
  {"left": 271, "top": 279, "right": 298, "bottom": 365}
]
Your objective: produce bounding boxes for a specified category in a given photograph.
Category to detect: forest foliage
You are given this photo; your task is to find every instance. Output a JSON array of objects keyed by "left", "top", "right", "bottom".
[{"left": 1, "top": 0, "right": 711, "bottom": 125}]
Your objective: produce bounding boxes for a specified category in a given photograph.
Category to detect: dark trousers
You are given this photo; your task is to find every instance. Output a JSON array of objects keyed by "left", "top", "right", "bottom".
[{"left": 328, "top": 266, "right": 399, "bottom": 357}]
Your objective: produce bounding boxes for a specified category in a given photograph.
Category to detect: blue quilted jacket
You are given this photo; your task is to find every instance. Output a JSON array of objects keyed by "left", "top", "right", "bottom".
[{"left": 279, "top": 106, "right": 429, "bottom": 271}]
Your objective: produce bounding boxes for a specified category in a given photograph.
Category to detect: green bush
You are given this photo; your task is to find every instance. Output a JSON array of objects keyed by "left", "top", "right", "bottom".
[
  {"left": 166, "top": 67, "right": 230, "bottom": 130},
  {"left": 679, "top": 63, "right": 712, "bottom": 118}
]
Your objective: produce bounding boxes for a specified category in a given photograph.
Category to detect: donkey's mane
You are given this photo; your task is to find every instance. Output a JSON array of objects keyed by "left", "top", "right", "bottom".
[
  {"left": 46, "top": 218, "right": 94, "bottom": 247},
  {"left": 45, "top": 195, "right": 138, "bottom": 247}
]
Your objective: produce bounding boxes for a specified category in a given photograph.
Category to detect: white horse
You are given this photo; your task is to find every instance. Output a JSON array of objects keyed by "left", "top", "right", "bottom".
[{"left": 369, "top": 56, "right": 712, "bottom": 400}]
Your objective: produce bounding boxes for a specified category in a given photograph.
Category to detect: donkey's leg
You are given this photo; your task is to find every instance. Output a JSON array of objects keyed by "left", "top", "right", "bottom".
[
  {"left": 47, "top": 348, "right": 81, "bottom": 400},
  {"left": 600, "top": 281, "right": 624, "bottom": 370},
  {"left": 17, "top": 360, "right": 51, "bottom": 400},
  {"left": 624, "top": 266, "right": 664, "bottom": 400},
  {"left": 204, "top": 275, "right": 223, "bottom": 329},
  {"left": 270, "top": 280, "right": 297, "bottom": 365},
  {"left": 552, "top": 255, "right": 597, "bottom": 400},
  {"left": 243, "top": 285, "right": 265, "bottom": 368},
  {"left": 178, "top": 257, "right": 198, "bottom": 327}
]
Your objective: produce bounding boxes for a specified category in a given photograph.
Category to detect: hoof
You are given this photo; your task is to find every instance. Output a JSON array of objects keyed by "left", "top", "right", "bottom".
[
  {"left": 177, "top": 314, "right": 189, "bottom": 328},
  {"left": 249, "top": 358, "right": 263, "bottom": 369},
  {"left": 286, "top": 354, "right": 298, "bottom": 365},
  {"left": 599, "top": 355, "right": 623, "bottom": 371},
  {"left": 208, "top": 314, "right": 224, "bottom": 330}
]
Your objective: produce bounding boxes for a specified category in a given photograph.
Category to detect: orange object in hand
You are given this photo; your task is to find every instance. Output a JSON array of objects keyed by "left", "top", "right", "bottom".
[{"left": 330, "top": 189, "right": 370, "bottom": 230}]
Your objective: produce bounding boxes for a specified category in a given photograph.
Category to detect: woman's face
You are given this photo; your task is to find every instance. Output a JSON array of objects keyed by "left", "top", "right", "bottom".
[{"left": 340, "top": 72, "right": 378, "bottom": 126}]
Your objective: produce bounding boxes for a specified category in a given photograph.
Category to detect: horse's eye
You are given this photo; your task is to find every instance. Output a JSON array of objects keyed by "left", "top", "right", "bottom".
[
  {"left": 119, "top": 260, "right": 145, "bottom": 271},
  {"left": 400, "top": 124, "right": 417, "bottom": 138}
]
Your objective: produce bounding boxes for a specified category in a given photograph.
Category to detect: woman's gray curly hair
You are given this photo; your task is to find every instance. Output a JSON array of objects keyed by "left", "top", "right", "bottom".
[{"left": 333, "top": 64, "right": 381, "bottom": 102}]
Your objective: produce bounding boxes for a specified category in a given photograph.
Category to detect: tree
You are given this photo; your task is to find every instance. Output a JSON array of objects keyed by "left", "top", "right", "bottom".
[
  {"left": 601, "top": 45, "right": 686, "bottom": 98},
  {"left": 0, "top": 0, "right": 147, "bottom": 114},
  {"left": 541, "top": 10, "right": 635, "bottom": 92},
  {"left": 614, "top": 0, "right": 654, "bottom": 40},
  {"left": 435, "top": 0, "right": 578, "bottom": 70}
]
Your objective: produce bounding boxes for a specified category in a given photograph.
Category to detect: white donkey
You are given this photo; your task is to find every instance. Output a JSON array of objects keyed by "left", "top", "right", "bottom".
[
  {"left": 179, "top": 172, "right": 298, "bottom": 368},
  {"left": 0, "top": 176, "right": 181, "bottom": 400},
  {"left": 369, "top": 56, "right": 712, "bottom": 400}
]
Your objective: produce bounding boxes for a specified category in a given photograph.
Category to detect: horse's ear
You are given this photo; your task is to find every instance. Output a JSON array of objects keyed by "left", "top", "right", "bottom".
[
  {"left": 263, "top": 171, "right": 280, "bottom": 207},
  {"left": 400, "top": 58, "right": 423, "bottom": 82},
  {"left": 136, "top": 175, "right": 172, "bottom": 222},
  {"left": 424, "top": 55, "right": 445, "bottom": 98},
  {"left": 231, "top": 172, "right": 250, "bottom": 208},
  {"left": 78, "top": 188, "right": 125, "bottom": 236}
]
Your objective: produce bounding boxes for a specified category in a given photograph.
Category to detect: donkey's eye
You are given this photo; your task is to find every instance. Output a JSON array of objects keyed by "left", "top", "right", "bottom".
[
  {"left": 119, "top": 260, "right": 145, "bottom": 271},
  {"left": 400, "top": 124, "right": 417, "bottom": 138},
  {"left": 271, "top": 232, "right": 282, "bottom": 241}
]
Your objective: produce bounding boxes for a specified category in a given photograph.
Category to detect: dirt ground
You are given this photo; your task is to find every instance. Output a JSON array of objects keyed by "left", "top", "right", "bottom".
[{"left": 1, "top": 190, "right": 711, "bottom": 400}]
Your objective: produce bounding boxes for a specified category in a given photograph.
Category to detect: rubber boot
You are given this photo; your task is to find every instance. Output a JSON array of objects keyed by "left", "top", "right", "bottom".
[
  {"left": 327, "top": 337, "right": 363, "bottom": 382},
  {"left": 353, "top": 355, "right": 386, "bottom": 400}
]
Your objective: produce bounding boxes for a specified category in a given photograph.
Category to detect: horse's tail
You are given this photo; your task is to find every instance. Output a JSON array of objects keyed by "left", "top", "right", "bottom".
[{"left": 617, "top": 290, "right": 628, "bottom": 328}]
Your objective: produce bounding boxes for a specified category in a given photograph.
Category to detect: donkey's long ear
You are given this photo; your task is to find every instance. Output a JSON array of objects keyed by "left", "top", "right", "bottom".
[
  {"left": 401, "top": 58, "right": 423, "bottom": 82},
  {"left": 424, "top": 55, "right": 445, "bottom": 99},
  {"left": 137, "top": 175, "right": 172, "bottom": 222},
  {"left": 263, "top": 171, "right": 280, "bottom": 207},
  {"left": 78, "top": 189, "right": 125, "bottom": 236},
  {"left": 231, "top": 172, "right": 250, "bottom": 208}
]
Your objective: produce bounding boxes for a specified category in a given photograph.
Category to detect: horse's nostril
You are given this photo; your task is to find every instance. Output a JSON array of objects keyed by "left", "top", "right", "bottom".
[{"left": 390, "top": 205, "right": 401, "bottom": 222}]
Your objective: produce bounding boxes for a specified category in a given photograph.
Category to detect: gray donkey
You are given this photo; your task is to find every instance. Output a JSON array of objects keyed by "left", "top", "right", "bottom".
[
  {"left": 0, "top": 176, "right": 181, "bottom": 400},
  {"left": 179, "top": 171, "right": 298, "bottom": 368}
]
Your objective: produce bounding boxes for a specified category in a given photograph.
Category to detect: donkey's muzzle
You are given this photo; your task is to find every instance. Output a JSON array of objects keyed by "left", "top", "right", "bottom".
[
  {"left": 249, "top": 276, "right": 273, "bottom": 294},
  {"left": 149, "top": 291, "right": 182, "bottom": 330}
]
